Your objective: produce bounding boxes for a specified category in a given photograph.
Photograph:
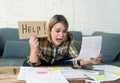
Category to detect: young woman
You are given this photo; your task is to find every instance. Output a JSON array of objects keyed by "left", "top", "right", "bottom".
[{"left": 23, "top": 14, "right": 101, "bottom": 68}]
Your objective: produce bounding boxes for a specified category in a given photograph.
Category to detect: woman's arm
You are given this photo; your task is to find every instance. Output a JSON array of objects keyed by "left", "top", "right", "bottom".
[{"left": 28, "top": 36, "right": 40, "bottom": 65}]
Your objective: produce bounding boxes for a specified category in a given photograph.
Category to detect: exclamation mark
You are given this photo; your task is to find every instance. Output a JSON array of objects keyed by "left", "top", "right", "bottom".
[{"left": 44, "top": 22, "right": 46, "bottom": 34}]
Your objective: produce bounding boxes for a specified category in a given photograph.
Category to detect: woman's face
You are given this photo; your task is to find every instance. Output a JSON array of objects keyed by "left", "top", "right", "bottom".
[{"left": 51, "top": 23, "right": 67, "bottom": 47}]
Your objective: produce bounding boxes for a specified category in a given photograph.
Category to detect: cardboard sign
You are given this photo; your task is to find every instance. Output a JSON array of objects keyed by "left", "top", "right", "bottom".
[{"left": 18, "top": 21, "right": 47, "bottom": 39}]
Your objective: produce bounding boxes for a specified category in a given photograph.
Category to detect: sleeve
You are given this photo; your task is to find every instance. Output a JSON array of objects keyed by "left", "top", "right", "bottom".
[
  {"left": 26, "top": 49, "right": 42, "bottom": 67},
  {"left": 67, "top": 32, "right": 82, "bottom": 68}
]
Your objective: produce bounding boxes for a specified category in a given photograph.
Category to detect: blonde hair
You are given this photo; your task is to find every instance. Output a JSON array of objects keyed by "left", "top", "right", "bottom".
[{"left": 47, "top": 14, "right": 68, "bottom": 42}]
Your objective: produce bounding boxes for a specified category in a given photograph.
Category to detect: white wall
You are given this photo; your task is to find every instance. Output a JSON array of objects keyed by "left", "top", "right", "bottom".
[
  {"left": 0, "top": 0, "right": 120, "bottom": 35},
  {"left": 78, "top": 0, "right": 120, "bottom": 34},
  {"left": 0, "top": 0, "right": 74, "bottom": 30}
]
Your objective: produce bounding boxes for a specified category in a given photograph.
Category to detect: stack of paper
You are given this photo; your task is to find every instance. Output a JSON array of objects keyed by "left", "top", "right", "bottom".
[
  {"left": 85, "top": 65, "right": 120, "bottom": 82},
  {"left": 18, "top": 67, "right": 68, "bottom": 83},
  {"left": 26, "top": 70, "right": 68, "bottom": 83}
]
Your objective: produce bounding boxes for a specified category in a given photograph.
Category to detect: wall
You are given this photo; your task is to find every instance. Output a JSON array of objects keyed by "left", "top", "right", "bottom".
[
  {"left": 0, "top": 0, "right": 75, "bottom": 30},
  {"left": 78, "top": 0, "right": 120, "bottom": 34},
  {"left": 0, "top": 0, "right": 120, "bottom": 35}
]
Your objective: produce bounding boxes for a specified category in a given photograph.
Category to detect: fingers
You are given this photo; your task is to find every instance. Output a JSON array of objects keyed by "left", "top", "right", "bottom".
[
  {"left": 29, "top": 36, "right": 39, "bottom": 47},
  {"left": 90, "top": 58, "right": 100, "bottom": 64},
  {"left": 81, "top": 54, "right": 102, "bottom": 65},
  {"left": 90, "top": 54, "right": 102, "bottom": 64},
  {"left": 96, "top": 54, "right": 102, "bottom": 61}
]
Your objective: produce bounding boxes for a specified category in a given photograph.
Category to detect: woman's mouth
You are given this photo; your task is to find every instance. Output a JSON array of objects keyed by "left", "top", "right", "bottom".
[{"left": 56, "top": 38, "right": 63, "bottom": 43}]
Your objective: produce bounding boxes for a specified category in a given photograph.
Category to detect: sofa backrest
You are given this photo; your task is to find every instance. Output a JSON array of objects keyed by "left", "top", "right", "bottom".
[
  {"left": 92, "top": 31, "right": 120, "bottom": 63},
  {"left": 0, "top": 28, "right": 19, "bottom": 55},
  {"left": 0, "top": 28, "right": 29, "bottom": 57},
  {"left": 69, "top": 31, "right": 82, "bottom": 41},
  {"left": 69, "top": 31, "right": 82, "bottom": 53},
  {"left": 0, "top": 28, "right": 82, "bottom": 58}
]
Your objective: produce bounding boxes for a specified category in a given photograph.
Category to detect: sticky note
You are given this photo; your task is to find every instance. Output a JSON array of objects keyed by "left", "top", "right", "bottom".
[
  {"left": 37, "top": 71, "right": 47, "bottom": 74},
  {"left": 112, "top": 70, "right": 120, "bottom": 75},
  {"left": 51, "top": 67, "right": 61, "bottom": 70},
  {"left": 93, "top": 75, "right": 106, "bottom": 81}
]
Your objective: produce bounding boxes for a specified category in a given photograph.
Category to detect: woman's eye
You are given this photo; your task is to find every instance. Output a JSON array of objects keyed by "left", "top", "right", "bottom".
[
  {"left": 56, "top": 30, "right": 60, "bottom": 33},
  {"left": 63, "top": 30, "right": 67, "bottom": 33}
]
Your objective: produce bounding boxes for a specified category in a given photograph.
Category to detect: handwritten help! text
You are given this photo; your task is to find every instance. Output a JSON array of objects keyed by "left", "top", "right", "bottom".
[{"left": 18, "top": 21, "right": 47, "bottom": 39}]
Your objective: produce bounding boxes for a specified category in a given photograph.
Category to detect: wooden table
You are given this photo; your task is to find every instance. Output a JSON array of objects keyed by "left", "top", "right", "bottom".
[
  {"left": 0, "top": 66, "right": 87, "bottom": 83},
  {"left": 0, "top": 66, "right": 25, "bottom": 83},
  {"left": 0, "top": 66, "right": 120, "bottom": 83}
]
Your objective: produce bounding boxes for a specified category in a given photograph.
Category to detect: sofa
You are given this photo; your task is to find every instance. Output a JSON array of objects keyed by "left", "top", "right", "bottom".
[
  {"left": 0, "top": 28, "right": 30, "bottom": 66},
  {"left": 92, "top": 31, "right": 120, "bottom": 66},
  {"left": 0, "top": 28, "right": 82, "bottom": 66},
  {"left": 0, "top": 28, "right": 120, "bottom": 67}
]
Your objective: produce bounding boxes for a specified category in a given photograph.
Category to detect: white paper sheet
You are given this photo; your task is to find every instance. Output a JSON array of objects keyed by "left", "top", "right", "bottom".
[
  {"left": 76, "top": 36, "right": 102, "bottom": 60},
  {"left": 17, "top": 66, "right": 33, "bottom": 80},
  {"left": 86, "top": 71, "right": 120, "bottom": 82},
  {"left": 17, "top": 66, "right": 69, "bottom": 83},
  {"left": 17, "top": 67, "right": 87, "bottom": 80},
  {"left": 85, "top": 65, "right": 120, "bottom": 82},
  {"left": 17, "top": 65, "right": 120, "bottom": 83},
  {"left": 26, "top": 70, "right": 68, "bottom": 83},
  {"left": 61, "top": 67, "right": 86, "bottom": 78},
  {"left": 93, "top": 65, "right": 120, "bottom": 71},
  {"left": 93, "top": 65, "right": 120, "bottom": 74}
]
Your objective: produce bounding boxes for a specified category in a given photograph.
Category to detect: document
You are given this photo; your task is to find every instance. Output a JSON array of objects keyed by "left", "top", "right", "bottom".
[
  {"left": 17, "top": 66, "right": 68, "bottom": 83},
  {"left": 85, "top": 65, "right": 120, "bottom": 82},
  {"left": 18, "top": 65, "right": 120, "bottom": 83},
  {"left": 86, "top": 71, "right": 120, "bottom": 82},
  {"left": 26, "top": 70, "right": 68, "bottom": 83},
  {"left": 75, "top": 36, "right": 102, "bottom": 60},
  {"left": 93, "top": 65, "right": 120, "bottom": 75},
  {"left": 17, "top": 66, "right": 33, "bottom": 80},
  {"left": 61, "top": 67, "right": 87, "bottom": 78}
]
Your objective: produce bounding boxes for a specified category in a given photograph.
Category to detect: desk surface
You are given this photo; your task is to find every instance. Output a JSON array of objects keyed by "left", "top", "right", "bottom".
[
  {"left": 0, "top": 66, "right": 120, "bottom": 83},
  {"left": 0, "top": 66, "right": 87, "bottom": 83},
  {"left": 0, "top": 66, "right": 25, "bottom": 83}
]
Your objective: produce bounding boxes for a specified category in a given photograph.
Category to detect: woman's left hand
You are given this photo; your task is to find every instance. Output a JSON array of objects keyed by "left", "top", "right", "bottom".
[{"left": 90, "top": 54, "right": 102, "bottom": 64}]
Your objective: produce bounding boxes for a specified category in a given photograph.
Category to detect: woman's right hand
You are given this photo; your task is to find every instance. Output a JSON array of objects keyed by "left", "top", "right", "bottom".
[
  {"left": 29, "top": 36, "right": 39, "bottom": 51},
  {"left": 29, "top": 36, "right": 39, "bottom": 63}
]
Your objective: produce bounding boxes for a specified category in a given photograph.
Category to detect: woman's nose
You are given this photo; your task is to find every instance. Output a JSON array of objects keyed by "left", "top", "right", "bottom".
[{"left": 59, "top": 32, "right": 63, "bottom": 36}]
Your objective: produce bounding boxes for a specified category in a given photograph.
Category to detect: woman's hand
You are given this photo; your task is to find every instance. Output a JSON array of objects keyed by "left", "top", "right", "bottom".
[
  {"left": 90, "top": 54, "right": 102, "bottom": 64},
  {"left": 29, "top": 36, "right": 39, "bottom": 63},
  {"left": 80, "top": 54, "right": 102, "bottom": 66},
  {"left": 29, "top": 36, "right": 39, "bottom": 51}
]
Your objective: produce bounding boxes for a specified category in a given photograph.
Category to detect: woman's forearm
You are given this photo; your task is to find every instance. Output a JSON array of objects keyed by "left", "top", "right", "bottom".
[{"left": 29, "top": 51, "right": 39, "bottom": 63}]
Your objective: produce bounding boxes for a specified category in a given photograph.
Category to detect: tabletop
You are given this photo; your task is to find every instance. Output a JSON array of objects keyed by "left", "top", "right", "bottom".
[
  {"left": 0, "top": 66, "right": 120, "bottom": 83},
  {"left": 0, "top": 66, "right": 86, "bottom": 83}
]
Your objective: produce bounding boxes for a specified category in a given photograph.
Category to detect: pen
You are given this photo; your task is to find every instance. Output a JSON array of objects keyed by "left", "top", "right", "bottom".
[
  {"left": 13, "top": 68, "right": 16, "bottom": 75},
  {"left": 83, "top": 74, "right": 94, "bottom": 81}
]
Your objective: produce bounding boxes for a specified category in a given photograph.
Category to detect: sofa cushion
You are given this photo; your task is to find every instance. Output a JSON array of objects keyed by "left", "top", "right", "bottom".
[
  {"left": 0, "top": 28, "right": 19, "bottom": 55},
  {"left": 0, "top": 58, "right": 25, "bottom": 66},
  {"left": 3, "top": 41, "right": 30, "bottom": 58},
  {"left": 74, "top": 41, "right": 82, "bottom": 53},
  {"left": 92, "top": 32, "right": 120, "bottom": 63},
  {"left": 0, "top": 28, "right": 28, "bottom": 56}
]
